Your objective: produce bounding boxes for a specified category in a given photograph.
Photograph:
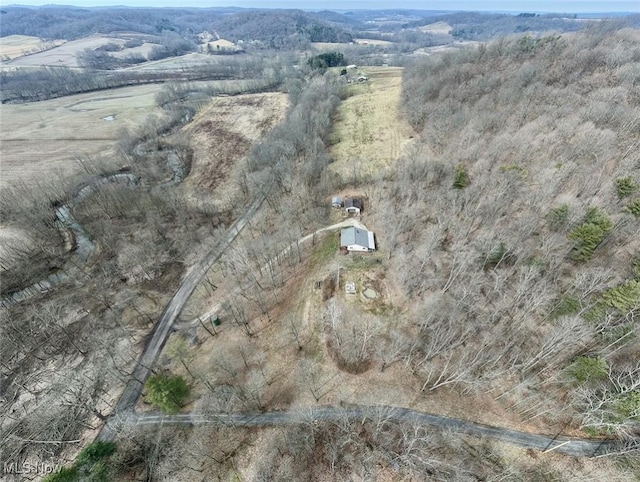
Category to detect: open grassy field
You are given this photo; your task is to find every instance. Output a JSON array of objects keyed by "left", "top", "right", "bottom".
[
  {"left": 419, "top": 21, "right": 453, "bottom": 34},
  {"left": 353, "top": 38, "right": 395, "bottom": 46},
  {"left": 1, "top": 79, "right": 272, "bottom": 190},
  {"left": 329, "top": 66, "right": 415, "bottom": 178},
  {"left": 415, "top": 40, "right": 481, "bottom": 56},
  {"left": 0, "top": 83, "right": 165, "bottom": 189},
  {"left": 111, "top": 41, "right": 157, "bottom": 60},
  {"left": 310, "top": 42, "right": 350, "bottom": 51},
  {"left": 123, "top": 52, "right": 223, "bottom": 72},
  {"left": 0, "top": 35, "right": 65, "bottom": 60},
  {"left": 184, "top": 92, "right": 288, "bottom": 193},
  {"left": 5, "top": 34, "right": 157, "bottom": 68}
]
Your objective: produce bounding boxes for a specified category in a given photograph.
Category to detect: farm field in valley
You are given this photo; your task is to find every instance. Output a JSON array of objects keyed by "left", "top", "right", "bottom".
[
  {"left": 353, "top": 38, "right": 395, "bottom": 45},
  {"left": 122, "top": 52, "right": 222, "bottom": 72},
  {"left": 0, "top": 34, "right": 65, "bottom": 60},
  {"left": 4, "top": 33, "right": 156, "bottom": 68},
  {"left": 1, "top": 79, "right": 268, "bottom": 189},
  {"left": 419, "top": 21, "right": 453, "bottom": 34},
  {"left": 0, "top": 83, "right": 165, "bottom": 189}
]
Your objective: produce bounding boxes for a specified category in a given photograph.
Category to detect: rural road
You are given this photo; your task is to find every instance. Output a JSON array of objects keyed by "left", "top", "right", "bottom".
[
  {"left": 97, "top": 208, "right": 632, "bottom": 458},
  {"left": 98, "top": 206, "right": 632, "bottom": 457},
  {"left": 98, "top": 188, "right": 269, "bottom": 440},
  {"left": 121, "top": 405, "right": 620, "bottom": 458},
  {"left": 105, "top": 206, "right": 362, "bottom": 423}
]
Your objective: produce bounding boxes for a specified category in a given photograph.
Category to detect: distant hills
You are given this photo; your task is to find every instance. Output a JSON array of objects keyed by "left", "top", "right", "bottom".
[{"left": 1, "top": 6, "right": 639, "bottom": 43}]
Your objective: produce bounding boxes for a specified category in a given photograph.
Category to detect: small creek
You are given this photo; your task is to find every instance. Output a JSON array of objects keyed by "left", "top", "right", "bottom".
[{"left": 1, "top": 159, "right": 184, "bottom": 308}]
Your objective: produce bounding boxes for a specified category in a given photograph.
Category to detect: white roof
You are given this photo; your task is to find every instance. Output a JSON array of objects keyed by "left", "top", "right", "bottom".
[{"left": 340, "top": 227, "right": 375, "bottom": 250}]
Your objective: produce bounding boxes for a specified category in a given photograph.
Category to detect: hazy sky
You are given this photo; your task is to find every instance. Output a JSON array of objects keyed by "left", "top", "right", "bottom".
[{"left": 3, "top": 1, "right": 639, "bottom": 12}]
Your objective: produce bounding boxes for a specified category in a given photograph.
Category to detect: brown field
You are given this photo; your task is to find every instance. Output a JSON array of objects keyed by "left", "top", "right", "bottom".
[
  {"left": 0, "top": 79, "right": 274, "bottom": 190},
  {"left": 0, "top": 84, "right": 166, "bottom": 189},
  {"left": 310, "top": 42, "right": 350, "bottom": 51},
  {"left": 123, "top": 52, "right": 222, "bottom": 72},
  {"left": 0, "top": 35, "right": 66, "bottom": 60},
  {"left": 5, "top": 33, "right": 158, "bottom": 68},
  {"left": 111, "top": 42, "right": 158, "bottom": 59},
  {"left": 414, "top": 40, "right": 482, "bottom": 56},
  {"left": 183, "top": 92, "right": 288, "bottom": 195},
  {"left": 329, "top": 66, "right": 415, "bottom": 178},
  {"left": 419, "top": 21, "right": 453, "bottom": 35},
  {"left": 200, "top": 38, "right": 242, "bottom": 53}
]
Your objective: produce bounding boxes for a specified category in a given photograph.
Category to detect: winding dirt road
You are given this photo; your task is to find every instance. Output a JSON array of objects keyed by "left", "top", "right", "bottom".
[
  {"left": 98, "top": 190, "right": 268, "bottom": 440},
  {"left": 114, "top": 406, "right": 620, "bottom": 458}
]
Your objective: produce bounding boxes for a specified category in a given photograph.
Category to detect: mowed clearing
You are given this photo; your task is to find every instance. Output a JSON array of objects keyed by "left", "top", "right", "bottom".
[
  {"left": 329, "top": 67, "right": 415, "bottom": 177},
  {"left": 353, "top": 38, "right": 395, "bottom": 46},
  {"left": 0, "top": 84, "right": 165, "bottom": 188}
]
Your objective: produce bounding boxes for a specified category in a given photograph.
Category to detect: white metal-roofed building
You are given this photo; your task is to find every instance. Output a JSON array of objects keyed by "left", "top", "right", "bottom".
[{"left": 340, "top": 227, "right": 375, "bottom": 252}]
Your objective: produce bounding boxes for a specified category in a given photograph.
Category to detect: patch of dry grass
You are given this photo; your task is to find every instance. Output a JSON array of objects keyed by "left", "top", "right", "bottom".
[
  {"left": 0, "top": 35, "right": 65, "bottom": 60},
  {"left": 353, "top": 38, "right": 395, "bottom": 46},
  {"left": 329, "top": 67, "right": 415, "bottom": 178},
  {"left": 419, "top": 21, "right": 453, "bottom": 34},
  {"left": 0, "top": 84, "right": 165, "bottom": 188},
  {"left": 184, "top": 92, "right": 288, "bottom": 192},
  {"left": 5, "top": 33, "right": 153, "bottom": 68},
  {"left": 123, "top": 52, "right": 219, "bottom": 72},
  {"left": 310, "top": 42, "right": 351, "bottom": 51}
]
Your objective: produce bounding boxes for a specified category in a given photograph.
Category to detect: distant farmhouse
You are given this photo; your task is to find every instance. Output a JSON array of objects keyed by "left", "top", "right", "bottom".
[
  {"left": 201, "top": 38, "right": 243, "bottom": 54},
  {"left": 340, "top": 227, "right": 375, "bottom": 252},
  {"left": 340, "top": 65, "right": 369, "bottom": 84}
]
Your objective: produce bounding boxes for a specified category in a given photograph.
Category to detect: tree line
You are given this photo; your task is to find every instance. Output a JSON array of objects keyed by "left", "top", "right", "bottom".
[{"left": 1, "top": 55, "right": 284, "bottom": 103}]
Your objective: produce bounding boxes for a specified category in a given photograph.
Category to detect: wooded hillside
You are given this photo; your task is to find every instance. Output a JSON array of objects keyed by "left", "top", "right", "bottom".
[
  {"left": 385, "top": 25, "right": 640, "bottom": 437},
  {"left": 0, "top": 6, "right": 354, "bottom": 45}
]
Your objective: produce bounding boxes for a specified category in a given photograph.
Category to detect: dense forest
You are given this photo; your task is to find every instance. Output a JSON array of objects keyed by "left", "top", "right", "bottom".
[
  {"left": 0, "top": 6, "right": 354, "bottom": 43},
  {"left": 0, "top": 6, "right": 238, "bottom": 39},
  {"left": 390, "top": 24, "right": 640, "bottom": 438},
  {"left": 211, "top": 10, "right": 353, "bottom": 45}
]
